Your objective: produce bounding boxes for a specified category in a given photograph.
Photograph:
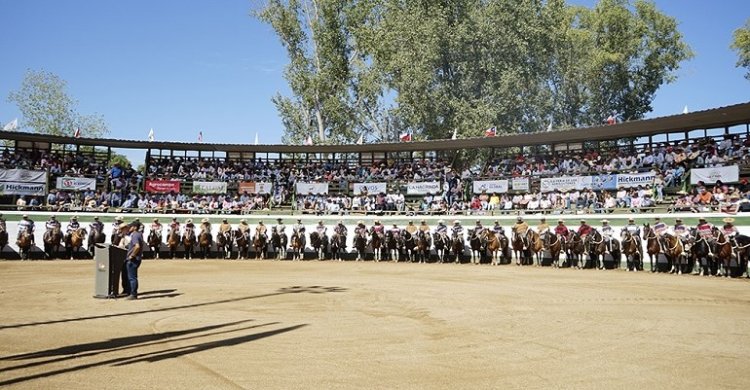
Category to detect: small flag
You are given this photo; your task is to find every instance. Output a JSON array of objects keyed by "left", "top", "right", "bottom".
[
  {"left": 484, "top": 127, "right": 496, "bottom": 137},
  {"left": 148, "top": 128, "right": 155, "bottom": 142},
  {"left": 356, "top": 134, "right": 364, "bottom": 145},
  {"left": 606, "top": 115, "right": 616, "bottom": 125},
  {"left": 546, "top": 120, "right": 553, "bottom": 131},
  {"left": 451, "top": 129, "right": 457, "bottom": 140},
  {"left": 399, "top": 132, "right": 412, "bottom": 142},
  {"left": 74, "top": 127, "right": 81, "bottom": 138},
  {"left": 254, "top": 132, "right": 259, "bottom": 145},
  {"left": 304, "top": 135, "right": 313, "bottom": 146},
  {"left": 198, "top": 131, "right": 203, "bottom": 143},
  {"left": 682, "top": 105, "right": 689, "bottom": 114},
  {"left": 2, "top": 118, "right": 18, "bottom": 131}
]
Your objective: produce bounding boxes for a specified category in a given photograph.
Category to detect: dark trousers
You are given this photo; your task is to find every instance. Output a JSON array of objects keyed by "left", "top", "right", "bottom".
[{"left": 125, "top": 258, "right": 142, "bottom": 297}]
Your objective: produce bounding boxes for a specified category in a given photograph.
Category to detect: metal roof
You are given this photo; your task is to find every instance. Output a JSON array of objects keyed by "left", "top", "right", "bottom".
[{"left": 2, "top": 102, "right": 748, "bottom": 153}]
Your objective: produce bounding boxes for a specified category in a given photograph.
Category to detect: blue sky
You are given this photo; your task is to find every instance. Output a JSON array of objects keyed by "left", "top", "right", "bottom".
[{"left": 0, "top": 0, "right": 749, "bottom": 165}]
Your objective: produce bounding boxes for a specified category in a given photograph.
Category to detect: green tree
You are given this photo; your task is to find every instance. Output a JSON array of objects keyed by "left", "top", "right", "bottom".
[
  {"left": 7, "top": 69, "right": 109, "bottom": 137},
  {"left": 731, "top": 18, "right": 750, "bottom": 80}
]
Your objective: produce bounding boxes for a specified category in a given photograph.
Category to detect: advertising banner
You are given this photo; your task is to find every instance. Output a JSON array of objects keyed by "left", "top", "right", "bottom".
[
  {"left": 0, "top": 182, "right": 46, "bottom": 196},
  {"left": 238, "top": 182, "right": 273, "bottom": 194},
  {"left": 591, "top": 174, "right": 617, "bottom": 190},
  {"left": 511, "top": 177, "right": 529, "bottom": 191},
  {"left": 406, "top": 181, "right": 441, "bottom": 195},
  {"left": 0, "top": 169, "right": 46, "bottom": 183},
  {"left": 56, "top": 177, "right": 96, "bottom": 191},
  {"left": 690, "top": 165, "right": 739, "bottom": 184},
  {"left": 540, "top": 176, "right": 591, "bottom": 193},
  {"left": 145, "top": 180, "right": 181, "bottom": 193},
  {"left": 615, "top": 172, "right": 656, "bottom": 188},
  {"left": 352, "top": 182, "right": 388, "bottom": 195},
  {"left": 193, "top": 181, "right": 228, "bottom": 194},
  {"left": 296, "top": 182, "right": 329, "bottom": 194},
  {"left": 472, "top": 180, "right": 509, "bottom": 194}
]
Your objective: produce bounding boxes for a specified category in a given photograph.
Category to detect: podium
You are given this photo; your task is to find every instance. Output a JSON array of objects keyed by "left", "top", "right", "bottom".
[{"left": 93, "top": 244, "right": 127, "bottom": 299}]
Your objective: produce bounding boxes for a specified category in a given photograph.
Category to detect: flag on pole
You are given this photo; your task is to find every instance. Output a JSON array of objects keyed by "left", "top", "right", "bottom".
[
  {"left": 254, "top": 132, "right": 259, "bottom": 145},
  {"left": 484, "top": 127, "right": 496, "bottom": 137},
  {"left": 451, "top": 129, "right": 457, "bottom": 140},
  {"left": 197, "top": 131, "right": 203, "bottom": 143},
  {"left": 682, "top": 105, "right": 689, "bottom": 114},
  {"left": 546, "top": 120, "right": 553, "bottom": 132},
  {"left": 356, "top": 134, "right": 364, "bottom": 145},
  {"left": 148, "top": 128, "right": 155, "bottom": 142},
  {"left": 2, "top": 118, "right": 18, "bottom": 131},
  {"left": 74, "top": 127, "right": 81, "bottom": 138},
  {"left": 399, "top": 132, "right": 412, "bottom": 142},
  {"left": 304, "top": 135, "right": 313, "bottom": 146}
]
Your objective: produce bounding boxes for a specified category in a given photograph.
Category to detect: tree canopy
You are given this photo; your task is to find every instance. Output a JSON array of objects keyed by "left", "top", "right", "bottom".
[
  {"left": 259, "top": 0, "right": 692, "bottom": 145},
  {"left": 7, "top": 69, "right": 109, "bottom": 138},
  {"left": 731, "top": 18, "right": 750, "bottom": 80}
]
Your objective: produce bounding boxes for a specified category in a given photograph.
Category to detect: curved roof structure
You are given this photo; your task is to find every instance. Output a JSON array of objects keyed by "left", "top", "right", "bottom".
[{"left": 1, "top": 102, "right": 748, "bottom": 153}]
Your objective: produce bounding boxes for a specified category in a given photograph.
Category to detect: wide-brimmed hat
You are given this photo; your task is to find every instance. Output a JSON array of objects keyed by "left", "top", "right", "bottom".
[
  {"left": 201, "top": 218, "right": 209, "bottom": 223},
  {"left": 186, "top": 219, "right": 193, "bottom": 223},
  {"left": 628, "top": 217, "right": 634, "bottom": 222},
  {"left": 580, "top": 220, "right": 586, "bottom": 223},
  {"left": 675, "top": 218, "right": 683, "bottom": 222},
  {"left": 723, "top": 217, "right": 735, "bottom": 223},
  {"left": 601, "top": 219, "right": 609, "bottom": 223},
  {"left": 115, "top": 216, "right": 123, "bottom": 221},
  {"left": 153, "top": 218, "right": 159, "bottom": 222},
  {"left": 259, "top": 221, "right": 264, "bottom": 225},
  {"left": 453, "top": 220, "right": 460, "bottom": 224},
  {"left": 438, "top": 220, "right": 444, "bottom": 224},
  {"left": 277, "top": 218, "right": 283, "bottom": 221},
  {"left": 540, "top": 217, "right": 546, "bottom": 221},
  {"left": 94, "top": 216, "right": 99, "bottom": 220},
  {"left": 421, "top": 220, "right": 426, "bottom": 223},
  {"left": 222, "top": 218, "right": 228, "bottom": 222},
  {"left": 698, "top": 217, "right": 706, "bottom": 222},
  {"left": 516, "top": 216, "right": 523, "bottom": 221},
  {"left": 22, "top": 214, "right": 29, "bottom": 218},
  {"left": 558, "top": 219, "right": 564, "bottom": 223},
  {"left": 358, "top": 220, "right": 364, "bottom": 225},
  {"left": 240, "top": 219, "right": 247, "bottom": 223},
  {"left": 71, "top": 216, "right": 78, "bottom": 220}
]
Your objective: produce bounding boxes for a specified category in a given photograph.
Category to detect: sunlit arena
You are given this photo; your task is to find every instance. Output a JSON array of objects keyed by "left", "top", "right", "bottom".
[{"left": 2, "top": 1, "right": 750, "bottom": 389}]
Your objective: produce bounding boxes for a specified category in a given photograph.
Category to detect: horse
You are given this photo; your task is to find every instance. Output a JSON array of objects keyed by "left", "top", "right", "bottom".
[
  {"left": 87, "top": 226, "right": 106, "bottom": 256},
  {"left": 433, "top": 232, "right": 449, "bottom": 263},
  {"left": 542, "top": 231, "right": 562, "bottom": 268},
  {"left": 450, "top": 231, "right": 464, "bottom": 264},
  {"left": 290, "top": 232, "right": 304, "bottom": 261},
  {"left": 714, "top": 228, "right": 734, "bottom": 277},
  {"left": 198, "top": 230, "right": 212, "bottom": 259},
  {"left": 17, "top": 231, "right": 33, "bottom": 260},
  {"left": 586, "top": 229, "right": 607, "bottom": 270},
  {"left": 0, "top": 224, "right": 7, "bottom": 259},
  {"left": 182, "top": 229, "right": 196, "bottom": 259},
  {"left": 167, "top": 229, "right": 181, "bottom": 259},
  {"left": 253, "top": 231, "right": 268, "bottom": 260},
  {"left": 415, "top": 230, "right": 432, "bottom": 264},
  {"left": 216, "top": 230, "right": 233, "bottom": 259},
  {"left": 731, "top": 234, "right": 750, "bottom": 278},
  {"left": 354, "top": 231, "right": 367, "bottom": 261},
  {"left": 401, "top": 230, "right": 416, "bottom": 263},
  {"left": 43, "top": 227, "right": 63, "bottom": 259},
  {"left": 310, "top": 231, "right": 327, "bottom": 260},
  {"left": 271, "top": 229, "right": 288, "bottom": 260},
  {"left": 642, "top": 224, "right": 661, "bottom": 273},
  {"left": 148, "top": 230, "right": 162, "bottom": 259},
  {"left": 234, "top": 229, "right": 250, "bottom": 259},
  {"left": 690, "top": 228, "right": 714, "bottom": 276},
  {"left": 370, "top": 230, "right": 383, "bottom": 262},
  {"left": 385, "top": 230, "right": 400, "bottom": 262},
  {"left": 565, "top": 232, "right": 585, "bottom": 269},
  {"left": 662, "top": 233, "right": 685, "bottom": 274},
  {"left": 620, "top": 231, "right": 642, "bottom": 272},
  {"left": 511, "top": 231, "right": 528, "bottom": 266},
  {"left": 330, "top": 232, "right": 347, "bottom": 261},
  {"left": 486, "top": 231, "right": 506, "bottom": 266},
  {"left": 468, "top": 229, "right": 483, "bottom": 265},
  {"left": 66, "top": 228, "right": 87, "bottom": 260},
  {"left": 527, "top": 230, "right": 544, "bottom": 266}
]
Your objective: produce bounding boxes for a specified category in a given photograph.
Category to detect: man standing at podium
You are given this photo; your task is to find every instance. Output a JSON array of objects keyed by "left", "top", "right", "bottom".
[{"left": 125, "top": 221, "right": 145, "bottom": 300}]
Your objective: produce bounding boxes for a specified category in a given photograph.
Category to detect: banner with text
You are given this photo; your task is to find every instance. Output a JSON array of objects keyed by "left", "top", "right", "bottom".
[
  {"left": 0, "top": 182, "right": 46, "bottom": 196},
  {"left": 511, "top": 177, "right": 529, "bottom": 192},
  {"left": 690, "top": 165, "right": 739, "bottom": 184},
  {"left": 145, "top": 180, "right": 181, "bottom": 193},
  {"left": 473, "top": 179, "right": 509, "bottom": 194},
  {"left": 616, "top": 172, "right": 656, "bottom": 188},
  {"left": 591, "top": 174, "right": 617, "bottom": 190},
  {"left": 193, "top": 181, "right": 228, "bottom": 194},
  {"left": 407, "top": 181, "right": 441, "bottom": 195},
  {"left": 0, "top": 169, "right": 46, "bottom": 183},
  {"left": 352, "top": 182, "right": 388, "bottom": 195},
  {"left": 238, "top": 182, "right": 273, "bottom": 194},
  {"left": 540, "top": 176, "right": 591, "bottom": 193},
  {"left": 296, "top": 182, "right": 329, "bottom": 194},
  {"left": 56, "top": 177, "right": 96, "bottom": 191}
]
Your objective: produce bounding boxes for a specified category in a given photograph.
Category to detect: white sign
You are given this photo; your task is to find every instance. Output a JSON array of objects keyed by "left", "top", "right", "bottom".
[
  {"left": 296, "top": 182, "right": 329, "bottom": 194},
  {"left": 472, "top": 180, "right": 509, "bottom": 194},
  {"left": 540, "top": 176, "right": 592, "bottom": 193},
  {"left": 616, "top": 172, "right": 655, "bottom": 188},
  {"left": 407, "top": 181, "right": 441, "bottom": 195},
  {"left": 56, "top": 177, "right": 97, "bottom": 191},
  {"left": 690, "top": 165, "right": 739, "bottom": 184},
  {"left": 511, "top": 177, "right": 529, "bottom": 191},
  {"left": 0, "top": 182, "right": 46, "bottom": 196},
  {"left": 352, "top": 182, "right": 387, "bottom": 195},
  {"left": 0, "top": 169, "right": 46, "bottom": 183},
  {"left": 193, "top": 181, "right": 228, "bottom": 194}
]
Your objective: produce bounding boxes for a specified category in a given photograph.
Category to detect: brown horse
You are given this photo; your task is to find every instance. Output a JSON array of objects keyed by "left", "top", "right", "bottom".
[
  {"left": 450, "top": 231, "right": 464, "bottom": 264},
  {"left": 354, "top": 231, "right": 367, "bottom": 261},
  {"left": 17, "top": 231, "right": 33, "bottom": 260},
  {"left": 0, "top": 224, "right": 8, "bottom": 259},
  {"left": 642, "top": 224, "right": 660, "bottom": 272},
  {"left": 370, "top": 230, "right": 383, "bottom": 262},
  {"left": 271, "top": 228, "right": 288, "bottom": 260},
  {"left": 43, "top": 228, "right": 63, "bottom": 259},
  {"left": 512, "top": 231, "right": 528, "bottom": 266},
  {"left": 565, "top": 232, "right": 585, "bottom": 269},
  {"left": 486, "top": 231, "right": 502, "bottom": 265},
  {"left": 714, "top": 228, "right": 734, "bottom": 277},
  {"left": 468, "top": 229, "right": 483, "bottom": 265},
  {"left": 87, "top": 226, "right": 106, "bottom": 255},
  {"left": 253, "top": 231, "right": 267, "bottom": 260},
  {"left": 182, "top": 229, "right": 196, "bottom": 259},
  {"left": 731, "top": 234, "right": 750, "bottom": 278},
  {"left": 67, "top": 228, "right": 87, "bottom": 260},
  {"left": 198, "top": 230, "right": 212, "bottom": 259},
  {"left": 662, "top": 233, "right": 685, "bottom": 274},
  {"left": 432, "top": 232, "right": 449, "bottom": 263},
  {"left": 527, "top": 230, "right": 544, "bottom": 266},
  {"left": 290, "top": 232, "right": 304, "bottom": 261},
  {"left": 167, "top": 229, "right": 180, "bottom": 259},
  {"left": 586, "top": 230, "right": 607, "bottom": 270},
  {"left": 415, "top": 230, "right": 431, "bottom": 264},
  {"left": 148, "top": 230, "right": 162, "bottom": 259},
  {"left": 620, "top": 231, "right": 642, "bottom": 271},
  {"left": 216, "top": 230, "right": 232, "bottom": 259},
  {"left": 542, "top": 231, "right": 563, "bottom": 268},
  {"left": 234, "top": 229, "right": 250, "bottom": 259}
]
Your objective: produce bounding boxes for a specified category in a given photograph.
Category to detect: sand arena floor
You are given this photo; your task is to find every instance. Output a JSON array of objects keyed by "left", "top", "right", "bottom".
[{"left": 1, "top": 259, "right": 749, "bottom": 389}]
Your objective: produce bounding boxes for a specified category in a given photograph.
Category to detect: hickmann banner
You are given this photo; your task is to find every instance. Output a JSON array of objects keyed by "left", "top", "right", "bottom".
[
  {"left": 56, "top": 177, "right": 97, "bottom": 191},
  {"left": 352, "top": 182, "right": 388, "bottom": 195},
  {"left": 0, "top": 169, "right": 47, "bottom": 195},
  {"left": 406, "top": 181, "right": 441, "bottom": 195},
  {"left": 296, "top": 182, "right": 329, "bottom": 194},
  {"left": 690, "top": 165, "right": 739, "bottom": 184},
  {"left": 145, "top": 180, "right": 181, "bottom": 193},
  {"left": 238, "top": 182, "right": 273, "bottom": 194},
  {"left": 615, "top": 172, "right": 655, "bottom": 188}
]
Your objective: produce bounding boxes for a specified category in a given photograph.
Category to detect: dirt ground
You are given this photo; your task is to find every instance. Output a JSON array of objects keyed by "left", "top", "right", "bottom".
[{"left": 1, "top": 260, "right": 749, "bottom": 389}]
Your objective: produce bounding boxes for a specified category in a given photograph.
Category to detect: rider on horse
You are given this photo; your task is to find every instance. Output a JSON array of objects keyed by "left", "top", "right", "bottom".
[
  {"left": 451, "top": 220, "right": 464, "bottom": 245},
  {"left": 90, "top": 216, "right": 104, "bottom": 233},
  {"left": 256, "top": 221, "right": 268, "bottom": 239},
  {"left": 621, "top": 217, "right": 640, "bottom": 239},
  {"left": 600, "top": 219, "right": 614, "bottom": 252},
  {"left": 46, "top": 215, "right": 61, "bottom": 231},
  {"left": 537, "top": 218, "right": 550, "bottom": 235},
  {"left": 722, "top": 217, "right": 738, "bottom": 239},
  {"left": 405, "top": 221, "right": 418, "bottom": 235},
  {"left": 219, "top": 218, "right": 232, "bottom": 236},
  {"left": 474, "top": 220, "right": 487, "bottom": 248},
  {"left": 238, "top": 219, "right": 251, "bottom": 237},
  {"left": 334, "top": 220, "right": 347, "bottom": 237},
  {"left": 66, "top": 216, "right": 80, "bottom": 236},
  {"left": 673, "top": 218, "right": 689, "bottom": 246},
  {"left": 653, "top": 217, "right": 668, "bottom": 251},
  {"left": 492, "top": 221, "right": 505, "bottom": 236},
  {"left": 315, "top": 220, "right": 327, "bottom": 238},
  {"left": 19, "top": 214, "right": 36, "bottom": 244},
  {"left": 151, "top": 218, "right": 163, "bottom": 240},
  {"left": 200, "top": 218, "right": 212, "bottom": 234},
  {"left": 577, "top": 219, "right": 592, "bottom": 243},
  {"left": 389, "top": 223, "right": 401, "bottom": 237},
  {"left": 293, "top": 218, "right": 306, "bottom": 248},
  {"left": 184, "top": 219, "right": 196, "bottom": 235},
  {"left": 169, "top": 217, "right": 180, "bottom": 235},
  {"left": 555, "top": 219, "right": 569, "bottom": 243},
  {"left": 276, "top": 218, "right": 286, "bottom": 235},
  {"left": 419, "top": 220, "right": 431, "bottom": 234},
  {"left": 112, "top": 216, "right": 124, "bottom": 237},
  {"left": 512, "top": 217, "right": 529, "bottom": 249}
]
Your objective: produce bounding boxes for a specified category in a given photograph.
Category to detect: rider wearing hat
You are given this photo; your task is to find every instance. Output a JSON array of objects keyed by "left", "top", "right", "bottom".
[
  {"left": 621, "top": 217, "right": 640, "bottom": 239},
  {"left": 451, "top": 220, "right": 464, "bottom": 244},
  {"left": 184, "top": 218, "right": 196, "bottom": 234},
  {"left": 90, "top": 216, "right": 104, "bottom": 234},
  {"left": 66, "top": 215, "right": 80, "bottom": 236},
  {"left": 46, "top": 215, "right": 61, "bottom": 231},
  {"left": 653, "top": 217, "right": 668, "bottom": 251},
  {"left": 419, "top": 219, "right": 431, "bottom": 233},
  {"left": 389, "top": 222, "right": 401, "bottom": 237},
  {"left": 696, "top": 217, "right": 714, "bottom": 242},
  {"left": 537, "top": 218, "right": 550, "bottom": 235},
  {"left": 334, "top": 220, "right": 347, "bottom": 237},
  {"left": 169, "top": 217, "right": 180, "bottom": 235},
  {"left": 151, "top": 218, "right": 163, "bottom": 239},
  {"left": 200, "top": 218, "right": 212, "bottom": 234},
  {"left": 275, "top": 218, "right": 286, "bottom": 234},
  {"left": 435, "top": 220, "right": 448, "bottom": 240},
  {"left": 315, "top": 220, "right": 327, "bottom": 237},
  {"left": 577, "top": 219, "right": 592, "bottom": 239},
  {"left": 218, "top": 218, "right": 232, "bottom": 235},
  {"left": 238, "top": 219, "right": 250, "bottom": 236},
  {"left": 18, "top": 214, "right": 36, "bottom": 243},
  {"left": 722, "top": 217, "right": 738, "bottom": 238},
  {"left": 112, "top": 216, "right": 124, "bottom": 237},
  {"left": 554, "top": 219, "right": 569, "bottom": 238},
  {"left": 293, "top": 219, "right": 306, "bottom": 248},
  {"left": 512, "top": 216, "right": 530, "bottom": 249},
  {"left": 673, "top": 218, "right": 689, "bottom": 245},
  {"left": 601, "top": 219, "right": 614, "bottom": 252},
  {"left": 256, "top": 220, "right": 268, "bottom": 239},
  {"left": 405, "top": 220, "right": 418, "bottom": 234},
  {"left": 355, "top": 220, "right": 367, "bottom": 238},
  {"left": 492, "top": 220, "right": 505, "bottom": 236}
]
